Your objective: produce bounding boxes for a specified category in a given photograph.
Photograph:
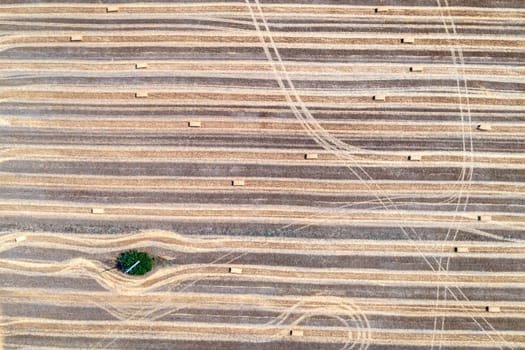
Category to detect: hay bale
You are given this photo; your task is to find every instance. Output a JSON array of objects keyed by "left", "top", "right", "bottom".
[
  {"left": 70, "top": 35, "right": 83, "bottom": 42},
  {"left": 477, "top": 124, "right": 492, "bottom": 131},
  {"left": 232, "top": 179, "right": 245, "bottom": 186},
  {"left": 305, "top": 153, "right": 318, "bottom": 160},
  {"left": 106, "top": 6, "right": 119, "bottom": 13},
  {"left": 408, "top": 154, "right": 421, "bottom": 161},
  {"left": 454, "top": 247, "right": 469, "bottom": 253},
  {"left": 486, "top": 306, "right": 501, "bottom": 313},
  {"left": 188, "top": 121, "right": 201, "bottom": 128},
  {"left": 477, "top": 215, "right": 491, "bottom": 222},
  {"left": 229, "top": 267, "right": 243, "bottom": 274},
  {"left": 289, "top": 330, "right": 304, "bottom": 336},
  {"left": 375, "top": 7, "right": 390, "bottom": 13},
  {"left": 135, "top": 63, "right": 149, "bottom": 69},
  {"left": 135, "top": 92, "right": 148, "bottom": 98},
  {"left": 410, "top": 66, "right": 424, "bottom": 72},
  {"left": 15, "top": 236, "right": 27, "bottom": 243},
  {"left": 402, "top": 37, "right": 415, "bottom": 44},
  {"left": 374, "top": 94, "right": 386, "bottom": 101},
  {"left": 91, "top": 208, "right": 105, "bottom": 214}
]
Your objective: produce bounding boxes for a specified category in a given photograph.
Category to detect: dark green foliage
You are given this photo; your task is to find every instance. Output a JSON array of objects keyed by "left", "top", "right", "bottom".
[{"left": 116, "top": 249, "right": 154, "bottom": 275}]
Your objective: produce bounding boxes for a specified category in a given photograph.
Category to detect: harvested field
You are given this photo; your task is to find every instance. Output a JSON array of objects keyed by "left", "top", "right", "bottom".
[{"left": 0, "top": 1, "right": 524, "bottom": 349}]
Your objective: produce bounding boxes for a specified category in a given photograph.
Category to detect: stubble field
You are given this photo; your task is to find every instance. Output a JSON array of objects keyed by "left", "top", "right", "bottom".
[{"left": 0, "top": 1, "right": 524, "bottom": 349}]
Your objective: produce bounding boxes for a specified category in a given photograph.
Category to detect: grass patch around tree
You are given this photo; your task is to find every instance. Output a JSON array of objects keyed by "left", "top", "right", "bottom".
[{"left": 116, "top": 249, "right": 155, "bottom": 275}]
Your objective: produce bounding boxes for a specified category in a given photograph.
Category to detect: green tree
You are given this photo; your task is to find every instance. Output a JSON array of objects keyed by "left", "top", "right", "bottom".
[{"left": 116, "top": 249, "right": 154, "bottom": 275}]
